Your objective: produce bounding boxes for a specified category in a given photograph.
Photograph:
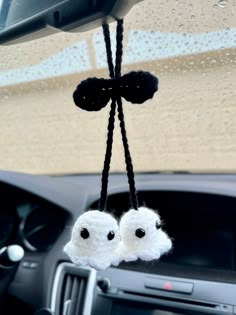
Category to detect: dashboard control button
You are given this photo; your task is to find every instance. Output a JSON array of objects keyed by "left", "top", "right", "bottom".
[
  {"left": 22, "top": 261, "right": 31, "bottom": 268},
  {"left": 145, "top": 277, "right": 193, "bottom": 294},
  {"left": 22, "top": 261, "right": 38, "bottom": 269},
  {"left": 29, "top": 262, "right": 38, "bottom": 269}
]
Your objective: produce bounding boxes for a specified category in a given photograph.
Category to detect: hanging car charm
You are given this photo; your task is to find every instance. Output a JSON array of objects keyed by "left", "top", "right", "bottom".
[
  {"left": 64, "top": 20, "right": 172, "bottom": 270},
  {"left": 64, "top": 210, "right": 120, "bottom": 270},
  {"left": 116, "top": 207, "right": 172, "bottom": 264}
]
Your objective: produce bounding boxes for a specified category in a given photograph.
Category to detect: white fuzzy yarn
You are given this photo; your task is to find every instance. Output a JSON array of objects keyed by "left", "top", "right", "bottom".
[
  {"left": 64, "top": 207, "right": 172, "bottom": 270},
  {"left": 116, "top": 207, "right": 172, "bottom": 263},
  {"left": 64, "top": 210, "right": 120, "bottom": 270}
]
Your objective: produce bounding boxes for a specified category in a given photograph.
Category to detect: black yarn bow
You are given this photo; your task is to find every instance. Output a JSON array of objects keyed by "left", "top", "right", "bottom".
[{"left": 73, "top": 70, "right": 158, "bottom": 111}]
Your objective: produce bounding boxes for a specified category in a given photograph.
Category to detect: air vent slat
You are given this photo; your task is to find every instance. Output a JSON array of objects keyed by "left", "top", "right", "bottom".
[
  {"left": 75, "top": 278, "right": 86, "bottom": 315},
  {"left": 51, "top": 263, "right": 96, "bottom": 315},
  {"left": 63, "top": 275, "right": 73, "bottom": 306},
  {"left": 69, "top": 276, "right": 80, "bottom": 315},
  {"left": 60, "top": 274, "right": 73, "bottom": 314}
]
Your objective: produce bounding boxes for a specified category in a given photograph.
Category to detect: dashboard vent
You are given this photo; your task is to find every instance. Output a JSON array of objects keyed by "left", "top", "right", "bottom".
[{"left": 51, "top": 263, "right": 96, "bottom": 315}]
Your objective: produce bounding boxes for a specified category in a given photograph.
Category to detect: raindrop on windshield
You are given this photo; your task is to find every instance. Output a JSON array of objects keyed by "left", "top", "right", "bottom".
[{"left": 213, "top": 0, "right": 228, "bottom": 9}]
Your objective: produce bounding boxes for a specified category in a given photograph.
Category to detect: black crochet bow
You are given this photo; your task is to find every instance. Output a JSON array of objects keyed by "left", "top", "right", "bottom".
[{"left": 73, "top": 71, "right": 158, "bottom": 111}]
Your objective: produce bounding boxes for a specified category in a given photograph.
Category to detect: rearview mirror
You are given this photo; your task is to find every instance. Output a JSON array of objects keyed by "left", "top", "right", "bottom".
[{"left": 0, "top": 0, "right": 142, "bottom": 45}]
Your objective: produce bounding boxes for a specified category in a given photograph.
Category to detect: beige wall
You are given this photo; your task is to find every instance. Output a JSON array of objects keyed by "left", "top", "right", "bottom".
[{"left": 0, "top": 48, "right": 236, "bottom": 174}]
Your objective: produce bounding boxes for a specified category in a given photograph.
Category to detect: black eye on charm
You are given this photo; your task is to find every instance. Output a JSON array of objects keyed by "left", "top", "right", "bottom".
[
  {"left": 107, "top": 231, "right": 115, "bottom": 241},
  {"left": 135, "top": 228, "right": 146, "bottom": 238},
  {"left": 80, "top": 228, "right": 89, "bottom": 239},
  {"left": 156, "top": 220, "right": 162, "bottom": 230}
]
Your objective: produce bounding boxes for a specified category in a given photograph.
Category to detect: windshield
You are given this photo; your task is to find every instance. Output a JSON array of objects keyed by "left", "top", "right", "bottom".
[{"left": 0, "top": 0, "right": 235, "bottom": 174}]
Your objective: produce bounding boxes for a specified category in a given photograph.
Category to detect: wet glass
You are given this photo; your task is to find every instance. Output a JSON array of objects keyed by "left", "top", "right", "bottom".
[{"left": 0, "top": 0, "right": 235, "bottom": 174}]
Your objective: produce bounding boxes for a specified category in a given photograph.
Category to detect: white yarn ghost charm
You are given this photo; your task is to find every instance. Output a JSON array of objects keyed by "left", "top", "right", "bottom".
[
  {"left": 116, "top": 207, "right": 172, "bottom": 263},
  {"left": 64, "top": 210, "right": 120, "bottom": 270},
  {"left": 64, "top": 21, "right": 171, "bottom": 269}
]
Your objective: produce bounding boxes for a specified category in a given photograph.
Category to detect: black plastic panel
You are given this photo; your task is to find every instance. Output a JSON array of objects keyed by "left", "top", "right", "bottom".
[
  {"left": 89, "top": 190, "right": 236, "bottom": 280},
  {"left": 96, "top": 268, "right": 236, "bottom": 315},
  {"left": 0, "top": 0, "right": 141, "bottom": 44},
  {"left": 1, "top": 171, "right": 236, "bottom": 313}
]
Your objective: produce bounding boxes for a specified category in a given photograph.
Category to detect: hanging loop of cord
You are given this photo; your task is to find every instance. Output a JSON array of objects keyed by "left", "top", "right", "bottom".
[
  {"left": 72, "top": 20, "right": 158, "bottom": 211},
  {"left": 99, "top": 20, "right": 138, "bottom": 211},
  {"left": 114, "top": 20, "right": 138, "bottom": 210},
  {"left": 99, "top": 23, "right": 116, "bottom": 211}
]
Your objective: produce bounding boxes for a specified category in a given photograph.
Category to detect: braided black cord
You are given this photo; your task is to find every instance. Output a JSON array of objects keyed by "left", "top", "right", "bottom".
[
  {"left": 100, "top": 20, "right": 138, "bottom": 211},
  {"left": 99, "top": 99, "right": 116, "bottom": 211},
  {"left": 117, "top": 97, "right": 138, "bottom": 210},
  {"left": 114, "top": 20, "right": 123, "bottom": 78},
  {"left": 99, "top": 24, "right": 116, "bottom": 211},
  {"left": 115, "top": 20, "right": 138, "bottom": 210},
  {"left": 102, "top": 24, "right": 115, "bottom": 79}
]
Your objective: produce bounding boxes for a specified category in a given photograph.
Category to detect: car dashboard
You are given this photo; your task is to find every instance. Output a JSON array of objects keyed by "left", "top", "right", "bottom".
[{"left": 0, "top": 170, "right": 236, "bottom": 315}]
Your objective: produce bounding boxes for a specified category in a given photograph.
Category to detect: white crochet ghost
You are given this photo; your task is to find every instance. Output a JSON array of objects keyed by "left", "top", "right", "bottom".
[
  {"left": 116, "top": 207, "right": 172, "bottom": 263},
  {"left": 64, "top": 210, "right": 120, "bottom": 270}
]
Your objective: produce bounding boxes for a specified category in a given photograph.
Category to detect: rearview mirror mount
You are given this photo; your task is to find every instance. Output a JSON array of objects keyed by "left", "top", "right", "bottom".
[{"left": 0, "top": 0, "right": 142, "bottom": 45}]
